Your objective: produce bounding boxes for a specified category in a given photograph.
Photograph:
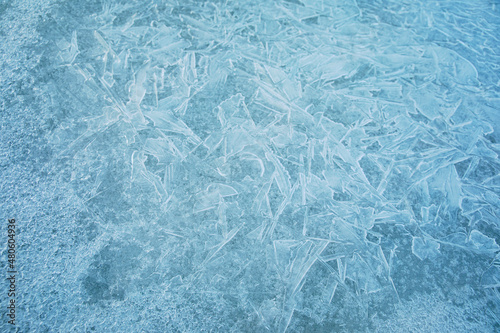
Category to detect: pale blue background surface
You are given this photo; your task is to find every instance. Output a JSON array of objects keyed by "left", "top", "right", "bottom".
[{"left": 1, "top": 0, "right": 499, "bottom": 331}]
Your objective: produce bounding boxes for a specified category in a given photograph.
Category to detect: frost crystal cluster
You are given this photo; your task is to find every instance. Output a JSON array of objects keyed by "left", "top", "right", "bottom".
[{"left": 1, "top": 0, "right": 499, "bottom": 332}]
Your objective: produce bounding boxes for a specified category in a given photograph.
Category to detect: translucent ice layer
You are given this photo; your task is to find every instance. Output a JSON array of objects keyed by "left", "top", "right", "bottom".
[{"left": 1, "top": 0, "right": 499, "bottom": 332}]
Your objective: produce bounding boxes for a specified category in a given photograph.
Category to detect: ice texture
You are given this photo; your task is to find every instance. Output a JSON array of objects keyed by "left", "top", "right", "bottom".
[{"left": 1, "top": 0, "right": 500, "bottom": 332}]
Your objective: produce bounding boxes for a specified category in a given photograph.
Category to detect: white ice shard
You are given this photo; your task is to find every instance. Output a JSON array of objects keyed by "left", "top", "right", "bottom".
[
  {"left": 468, "top": 230, "right": 500, "bottom": 253},
  {"left": 412, "top": 237, "right": 441, "bottom": 261}
]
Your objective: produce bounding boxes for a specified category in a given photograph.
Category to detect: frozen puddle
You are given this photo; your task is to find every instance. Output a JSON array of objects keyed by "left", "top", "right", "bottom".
[{"left": 1, "top": 0, "right": 499, "bottom": 331}]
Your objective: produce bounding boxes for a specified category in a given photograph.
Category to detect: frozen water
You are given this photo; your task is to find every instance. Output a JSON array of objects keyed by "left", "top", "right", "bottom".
[{"left": 1, "top": 0, "right": 500, "bottom": 332}]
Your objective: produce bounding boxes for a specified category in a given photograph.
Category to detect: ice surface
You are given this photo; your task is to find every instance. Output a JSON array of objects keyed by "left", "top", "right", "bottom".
[
  {"left": 1, "top": 0, "right": 500, "bottom": 331},
  {"left": 412, "top": 237, "right": 441, "bottom": 261}
]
